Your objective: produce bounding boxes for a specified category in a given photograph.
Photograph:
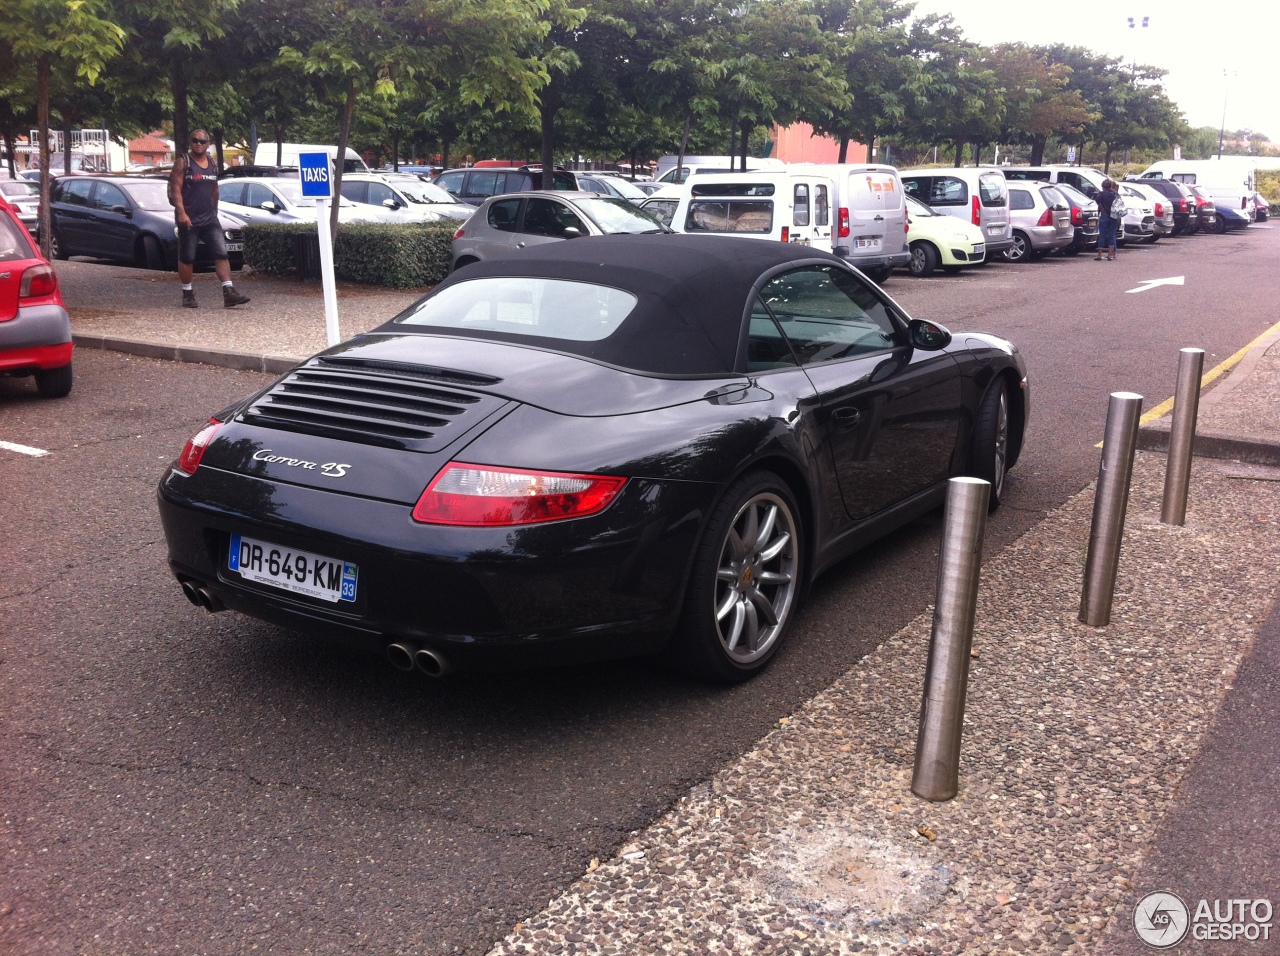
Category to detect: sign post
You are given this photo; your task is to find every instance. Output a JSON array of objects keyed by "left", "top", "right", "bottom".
[{"left": 299, "top": 151, "right": 340, "bottom": 346}]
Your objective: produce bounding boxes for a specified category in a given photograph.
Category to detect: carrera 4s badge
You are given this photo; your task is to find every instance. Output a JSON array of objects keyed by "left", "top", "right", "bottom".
[{"left": 252, "top": 449, "right": 351, "bottom": 478}]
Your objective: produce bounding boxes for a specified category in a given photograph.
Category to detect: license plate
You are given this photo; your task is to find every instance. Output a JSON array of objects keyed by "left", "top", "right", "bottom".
[
  {"left": 229, "top": 533, "right": 357, "bottom": 603},
  {"left": 986, "top": 224, "right": 1003, "bottom": 234},
  {"left": 225, "top": 242, "right": 244, "bottom": 252},
  {"left": 854, "top": 237, "right": 881, "bottom": 250},
  {"left": 972, "top": 243, "right": 985, "bottom": 255}
]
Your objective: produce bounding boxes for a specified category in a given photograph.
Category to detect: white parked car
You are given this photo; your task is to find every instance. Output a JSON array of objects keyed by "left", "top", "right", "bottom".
[
  {"left": 339, "top": 173, "right": 474, "bottom": 223},
  {"left": 217, "top": 177, "right": 393, "bottom": 225}
]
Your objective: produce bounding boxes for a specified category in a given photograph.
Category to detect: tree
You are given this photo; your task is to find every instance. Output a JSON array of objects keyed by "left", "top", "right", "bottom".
[
  {"left": 0, "top": 0, "right": 126, "bottom": 256},
  {"left": 985, "top": 44, "right": 1091, "bottom": 165}
]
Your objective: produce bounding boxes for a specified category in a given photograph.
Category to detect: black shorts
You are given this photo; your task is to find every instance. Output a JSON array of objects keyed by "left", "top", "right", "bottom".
[{"left": 177, "top": 221, "right": 227, "bottom": 265}]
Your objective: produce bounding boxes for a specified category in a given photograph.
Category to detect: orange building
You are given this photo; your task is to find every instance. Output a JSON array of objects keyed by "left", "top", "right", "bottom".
[{"left": 772, "top": 123, "right": 867, "bottom": 165}]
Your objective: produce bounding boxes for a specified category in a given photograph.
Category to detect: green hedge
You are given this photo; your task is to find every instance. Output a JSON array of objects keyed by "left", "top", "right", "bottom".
[{"left": 243, "top": 219, "right": 456, "bottom": 288}]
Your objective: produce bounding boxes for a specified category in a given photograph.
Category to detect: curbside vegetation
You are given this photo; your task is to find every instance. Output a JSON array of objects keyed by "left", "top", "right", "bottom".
[{"left": 243, "top": 220, "right": 455, "bottom": 288}]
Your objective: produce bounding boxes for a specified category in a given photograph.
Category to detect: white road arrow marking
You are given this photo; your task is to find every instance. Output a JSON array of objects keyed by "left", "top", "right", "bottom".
[
  {"left": 0, "top": 439, "right": 49, "bottom": 457},
  {"left": 1126, "top": 276, "right": 1185, "bottom": 294}
]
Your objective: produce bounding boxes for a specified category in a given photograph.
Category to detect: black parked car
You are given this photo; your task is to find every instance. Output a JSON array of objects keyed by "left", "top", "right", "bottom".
[
  {"left": 48, "top": 175, "right": 243, "bottom": 270},
  {"left": 158, "top": 235, "right": 1029, "bottom": 683},
  {"left": 432, "top": 165, "right": 580, "bottom": 206},
  {"left": 1132, "top": 178, "right": 1199, "bottom": 236}
]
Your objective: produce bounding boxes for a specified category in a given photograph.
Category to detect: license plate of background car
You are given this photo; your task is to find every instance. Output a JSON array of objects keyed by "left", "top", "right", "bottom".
[
  {"left": 228, "top": 533, "right": 357, "bottom": 603},
  {"left": 855, "top": 238, "right": 881, "bottom": 249},
  {"left": 226, "top": 243, "right": 244, "bottom": 252}
]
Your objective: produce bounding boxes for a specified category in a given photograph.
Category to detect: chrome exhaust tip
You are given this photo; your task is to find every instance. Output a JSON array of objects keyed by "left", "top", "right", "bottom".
[
  {"left": 414, "top": 647, "right": 450, "bottom": 678},
  {"left": 386, "top": 641, "right": 419, "bottom": 672}
]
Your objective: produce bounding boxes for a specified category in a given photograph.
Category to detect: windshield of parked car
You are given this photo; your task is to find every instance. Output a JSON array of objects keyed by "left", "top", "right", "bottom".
[
  {"left": 120, "top": 181, "right": 172, "bottom": 210},
  {"left": 577, "top": 197, "right": 669, "bottom": 234},
  {"left": 1053, "top": 182, "right": 1094, "bottom": 209},
  {"left": 395, "top": 277, "right": 638, "bottom": 342},
  {"left": 906, "top": 196, "right": 939, "bottom": 217},
  {"left": 397, "top": 181, "right": 460, "bottom": 204},
  {"left": 595, "top": 177, "right": 647, "bottom": 200},
  {"left": 275, "top": 182, "right": 356, "bottom": 208}
]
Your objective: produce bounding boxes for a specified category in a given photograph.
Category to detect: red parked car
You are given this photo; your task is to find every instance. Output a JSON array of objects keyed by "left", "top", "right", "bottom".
[{"left": 0, "top": 196, "right": 73, "bottom": 397}]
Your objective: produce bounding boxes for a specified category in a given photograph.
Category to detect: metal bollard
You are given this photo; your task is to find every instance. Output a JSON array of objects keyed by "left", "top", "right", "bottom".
[
  {"left": 1079, "top": 392, "right": 1144, "bottom": 627},
  {"left": 1161, "top": 348, "right": 1205, "bottom": 526},
  {"left": 911, "top": 477, "right": 990, "bottom": 803}
]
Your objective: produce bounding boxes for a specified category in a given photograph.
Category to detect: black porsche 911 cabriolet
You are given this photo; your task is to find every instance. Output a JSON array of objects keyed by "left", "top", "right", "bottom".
[{"left": 158, "top": 234, "right": 1028, "bottom": 682}]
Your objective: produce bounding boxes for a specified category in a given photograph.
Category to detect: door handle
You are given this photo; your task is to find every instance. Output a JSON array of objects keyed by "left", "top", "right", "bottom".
[
  {"left": 832, "top": 407, "right": 862, "bottom": 427},
  {"left": 873, "top": 215, "right": 884, "bottom": 222},
  {"left": 516, "top": 241, "right": 526, "bottom": 248}
]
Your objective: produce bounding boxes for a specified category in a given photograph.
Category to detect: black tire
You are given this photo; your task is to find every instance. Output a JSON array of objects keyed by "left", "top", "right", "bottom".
[
  {"left": 968, "top": 381, "right": 1009, "bottom": 512},
  {"left": 672, "top": 472, "right": 804, "bottom": 683},
  {"left": 941, "top": 264, "right": 962, "bottom": 274},
  {"left": 1002, "top": 231, "right": 1032, "bottom": 263},
  {"left": 34, "top": 362, "right": 73, "bottom": 398},
  {"left": 140, "top": 234, "right": 166, "bottom": 270},
  {"left": 1213, "top": 215, "right": 1226, "bottom": 235},
  {"left": 1143, "top": 234, "right": 1159, "bottom": 244},
  {"left": 908, "top": 241, "right": 938, "bottom": 277},
  {"left": 1062, "top": 242, "right": 1081, "bottom": 256},
  {"left": 50, "top": 230, "right": 69, "bottom": 261}
]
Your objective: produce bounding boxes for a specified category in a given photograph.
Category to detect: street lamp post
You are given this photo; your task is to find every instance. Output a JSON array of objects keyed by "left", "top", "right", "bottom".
[{"left": 1218, "top": 70, "right": 1235, "bottom": 159}]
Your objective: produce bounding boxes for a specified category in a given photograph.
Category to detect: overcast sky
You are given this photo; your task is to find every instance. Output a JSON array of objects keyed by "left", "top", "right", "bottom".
[{"left": 908, "top": 0, "right": 1279, "bottom": 142}]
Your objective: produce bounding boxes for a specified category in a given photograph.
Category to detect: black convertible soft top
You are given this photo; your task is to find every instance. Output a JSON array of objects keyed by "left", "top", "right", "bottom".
[{"left": 382, "top": 234, "right": 848, "bottom": 376}]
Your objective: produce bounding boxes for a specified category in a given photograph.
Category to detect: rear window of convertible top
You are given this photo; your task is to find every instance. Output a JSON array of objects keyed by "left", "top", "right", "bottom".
[{"left": 395, "top": 277, "right": 638, "bottom": 343}]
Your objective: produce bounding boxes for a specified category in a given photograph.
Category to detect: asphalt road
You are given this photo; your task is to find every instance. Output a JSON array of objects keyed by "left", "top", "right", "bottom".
[{"left": 2, "top": 223, "right": 1276, "bottom": 955}]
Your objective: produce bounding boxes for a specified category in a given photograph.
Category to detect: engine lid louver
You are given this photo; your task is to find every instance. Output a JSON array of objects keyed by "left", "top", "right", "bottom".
[{"left": 238, "top": 357, "right": 509, "bottom": 451}]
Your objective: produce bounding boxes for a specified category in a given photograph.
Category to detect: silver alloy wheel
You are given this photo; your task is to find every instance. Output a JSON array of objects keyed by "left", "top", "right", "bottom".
[
  {"left": 991, "top": 388, "right": 1009, "bottom": 498},
  {"left": 712, "top": 491, "right": 799, "bottom": 664},
  {"left": 1004, "top": 232, "right": 1029, "bottom": 262}
]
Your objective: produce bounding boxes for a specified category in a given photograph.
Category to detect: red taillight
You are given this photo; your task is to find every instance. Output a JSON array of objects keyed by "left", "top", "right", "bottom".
[
  {"left": 452, "top": 227, "right": 465, "bottom": 240},
  {"left": 1036, "top": 208, "right": 1053, "bottom": 227},
  {"left": 904, "top": 217, "right": 909, "bottom": 234},
  {"left": 971, "top": 195, "right": 981, "bottom": 226},
  {"left": 19, "top": 263, "right": 57, "bottom": 298},
  {"left": 1179, "top": 198, "right": 1188, "bottom": 211},
  {"left": 837, "top": 208, "right": 850, "bottom": 238},
  {"left": 780, "top": 226, "right": 789, "bottom": 243},
  {"left": 412, "top": 463, "right": 626, "bottom": 526},
  {"left": 178, "top": 419, "right": 221, "bottom": 474},
  {"left": 1155, "top": 202, "right": 1163, "bottom": 217},
  {"left": 1071, "top": 206, "right": 1083, "bottom": 226}
]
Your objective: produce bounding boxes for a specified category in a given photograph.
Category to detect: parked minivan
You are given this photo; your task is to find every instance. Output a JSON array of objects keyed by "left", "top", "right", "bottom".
[
  {"left": 900, "top": 168, "right": 1012, "bottom": 258},
  {"left": 638, "top": 170, "right": 835, "bottom": 252},
  {"left": 792, "top": 163, "right": 911, "bottom": 281},
  {"left": 1002, "top": 165, "right": 1108, "bottom": 201}
]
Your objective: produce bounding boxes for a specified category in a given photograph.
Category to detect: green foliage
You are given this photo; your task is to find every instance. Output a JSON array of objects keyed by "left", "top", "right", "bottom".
[
  {"left": 244, "top": 220, "right": 454, "bottom": 288},
  {"left": 1257, "top": 170, "right": 1280, "bottom": 204}
]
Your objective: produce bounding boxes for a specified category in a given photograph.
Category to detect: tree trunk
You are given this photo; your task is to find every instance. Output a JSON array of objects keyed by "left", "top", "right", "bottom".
[
  {"left": 171, "top": 63, "right": 189, "bottom": 157},
  {"left": 837, "top": 134, "right": 849, "bottom": 164},
  {"left": 331, "top": 79, "right": 358, "bottom": 242},
  {"left": 1103, "top": 143, "right": 1113, "bottom": 173},
  {"left": 1030, "top": 135, "right": 1047, "bottom": 165},
  {"left": 213, "top": 129, "right": 225, "bottom": 173},
  {"left": 62, "top": 118, "right": 72, "bottom": 176},
  {"left": 677, "top": 111, "right": 691, "bottom": 181},
  {"left": 391, "top": 130, "right": 399, "bottom": 171},
  {"left": 440, "top": 135, "right": 451, "bottom": 171},
  {"left": 864, "top": 125, "right": 875, "bottom": 164},
  {"left": 37, "top": 54, "right": 52, "bottom": 259},
  {"left": 738, "top": 118, "right": 752, "bottom": 171},
  {"left": 973, "top": 142, "right": 982, "bottom": 166},
  {"left": 275, "top": 125, "right": 284, "bottom": 166},
  {"left": 539, "top": 92, "right": 558, "bottom": 190},
  {"left": 954, "top": 140, "right": 964, "bottom": 166},
  {"left": 728, "top": 123, "right": 737, "bottom": 170},
  {"left": 2, "top": 127, "right": 15, "bottom": 178}
]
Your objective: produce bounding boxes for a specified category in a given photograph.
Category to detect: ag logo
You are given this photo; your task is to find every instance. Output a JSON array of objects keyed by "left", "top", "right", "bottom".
[{"left": 1134, "top": 891, "right": 1190, "bottom": 948}]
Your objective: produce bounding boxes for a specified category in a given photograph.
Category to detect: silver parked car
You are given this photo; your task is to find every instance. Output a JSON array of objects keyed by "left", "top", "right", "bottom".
[
  {"left": 575, "top": 173, "right": 651, "bottom": 205},
  {"left": 0, "top": 178, "right": 40, "bottom": 234},
  {"left": 339, "top": 173, "right": 474, "bottom": 222},
  {"left": 1119, "top": 181, "right": 1174, "bottom": 241},
  {"left": 450, "top": 191, "right": 669, "bottom": 271},
  {"left": 1003, "top": 182, "right": 1073, "bottom": 262}
]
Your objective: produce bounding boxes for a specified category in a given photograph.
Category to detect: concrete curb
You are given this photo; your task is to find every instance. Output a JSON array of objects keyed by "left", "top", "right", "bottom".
[{"left": 72, "top": 332, "right": 301, "bottom": 375}]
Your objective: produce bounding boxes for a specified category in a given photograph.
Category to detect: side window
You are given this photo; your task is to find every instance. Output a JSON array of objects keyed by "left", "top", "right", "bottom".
[
  {"left": 747, "top": 298, "right": 798, "bottom": 372},
  {"left": 814, "top": 185, "right": 829, "bottom": 226},
  {"left": 246, "top": 184, "right": 274, "bottom": 208},
  {"left": 901, "top": 177, "right": 928, "bottom": 202},
  {"left": 759, "top": 266, "right": 900, "bottom": 365},
  {"left": 685, "top": 200, "right": 773, "bottom": 234},
  {"left": 367, "top": 182, "right": 396, "bottom": 205},
  {"left": 504, "top": 173, "right": 535, "bottom": 192},
  {"left": 978, "top": 174, "right": 1007, "bottom": 206},
  {"left": 339, "top": 181, "right": 367, "bottom": 204},
  {"left": 462, "top": 171, "right": 500, "bottom": 199},
  {"left": 61, "top": 179, "right": 95, "bottom": 206},
  {"left": 578, "top": 178, "right": 607, "bottom": 195},
  {"left": 522, "top": 198, "right": 585, "bottom": 237},
  {"left": 93, "top": 182, "right": 127, "bottom": 211},
  {"left": 1009, "top": 189, "right": 1033, "bottom": 211},
  {"left": 219, "top": 182, "right": 244, "bottom": 204},
  {"left": 486, "top": 198, "right": 522, "bottom": 232},
  {"left": 930, "top": 177, "right": 967, "bottom": 206},
  {"left": 435, "top": 171, "right": 465, "bottom": 196},
  {"left": 552, "top": 172, "right": 577, "bottom": 190},
  {"left": 793, "top": 183, "right": 810, "bottom": 227},
  {"left": 1170, "top": 173, "right": 1197, "bottom": 184},
  {"left": 640, "top": 199, "right": 678, "bottom": 227}
]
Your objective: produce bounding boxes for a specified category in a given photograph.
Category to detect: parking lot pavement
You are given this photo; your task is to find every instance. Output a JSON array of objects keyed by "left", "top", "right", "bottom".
[{"left": 56, "top": 258, "right": 1280, "bottom": 955}]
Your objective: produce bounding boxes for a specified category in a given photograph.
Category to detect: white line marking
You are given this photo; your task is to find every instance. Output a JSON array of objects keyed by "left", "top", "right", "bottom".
[
  {"left": 1126, "top": 275, "right": 1185, "bottom": 294},
  {"left": 0, "top": 439, "right": 50, "bottom": 457}
]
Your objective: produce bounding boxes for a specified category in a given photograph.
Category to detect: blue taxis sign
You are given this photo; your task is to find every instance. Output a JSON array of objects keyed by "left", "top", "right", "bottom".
[{"left": 299, "top": 152, "right": 332, "bottom": 198}]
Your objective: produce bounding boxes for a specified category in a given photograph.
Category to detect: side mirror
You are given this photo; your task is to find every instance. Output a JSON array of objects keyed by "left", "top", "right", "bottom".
[
  {"left": 111, "top": 204, "right": 131, "bottom": 217},
  {"left": 908, "top": 318, "right": 952, "bottom": 351},
  {"left": 383, "top": 198, "right": 401, "bottom": 209},
  {"left": 260, "top": 201, "right": 279, "bottom": 213},
  {"left": 561, "top": 226, "right": 583, "bottom": 239}
]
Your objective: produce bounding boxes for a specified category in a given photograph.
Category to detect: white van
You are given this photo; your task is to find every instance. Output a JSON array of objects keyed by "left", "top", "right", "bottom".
[
  {"left": 252, "top": 142, "right": 370, "bottom": 173},
  {"left": 900, "top": 167, "right": 1013, "bottom": 258},
  {"left": 653, "top": 155, "right": 786, "bottom": 185},
  {"left": 1002, "top": 165, "right": 1108, "bottom": 200},
  {"left": 1138, "top": 158, "right": 1257, "bottom": 217},
  {"left": 792, "top": 163, "right": 912, "bottom": 280},
  {"left": 639, "top": 170, "right": 835, "bottom": 252}
]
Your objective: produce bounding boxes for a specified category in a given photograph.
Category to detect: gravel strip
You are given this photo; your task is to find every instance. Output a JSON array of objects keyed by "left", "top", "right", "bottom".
[{"left": 486, "top": 453, "right": 1280, "bottom": 956}]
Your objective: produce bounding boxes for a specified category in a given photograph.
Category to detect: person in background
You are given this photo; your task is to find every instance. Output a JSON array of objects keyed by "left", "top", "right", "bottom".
[
  {"left": 1095, "top": 179, "right": 1120, "bottom": 261},
  {"left": 168, "top": 129, "right": 250, "bottom": 309}
]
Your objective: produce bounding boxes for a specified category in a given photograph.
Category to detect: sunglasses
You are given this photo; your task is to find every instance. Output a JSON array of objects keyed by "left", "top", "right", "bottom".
[{"left": 191, "top": 137, "right": 210, "bottom": 144}]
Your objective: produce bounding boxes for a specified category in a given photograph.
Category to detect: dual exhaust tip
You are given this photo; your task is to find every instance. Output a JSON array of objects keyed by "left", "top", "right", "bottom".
[
  {"left": 178, "top": 579, "right": 449, "bottom": 677},
  {"left": 386, "top": 641, "right": 450, "bottom": 678}
]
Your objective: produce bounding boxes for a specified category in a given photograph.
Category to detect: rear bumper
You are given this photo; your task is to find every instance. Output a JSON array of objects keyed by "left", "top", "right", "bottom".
[
  {"left": 832, "top": 247, "right": 912, "bottom": 270},
  {"left": 0, "top": 303, "right": 72, "bottom": 361}
]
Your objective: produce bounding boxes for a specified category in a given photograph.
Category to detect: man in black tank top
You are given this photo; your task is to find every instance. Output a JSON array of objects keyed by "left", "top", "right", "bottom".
[{"left": 167, "top": 129, "right": 250, "bottom": 309}]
